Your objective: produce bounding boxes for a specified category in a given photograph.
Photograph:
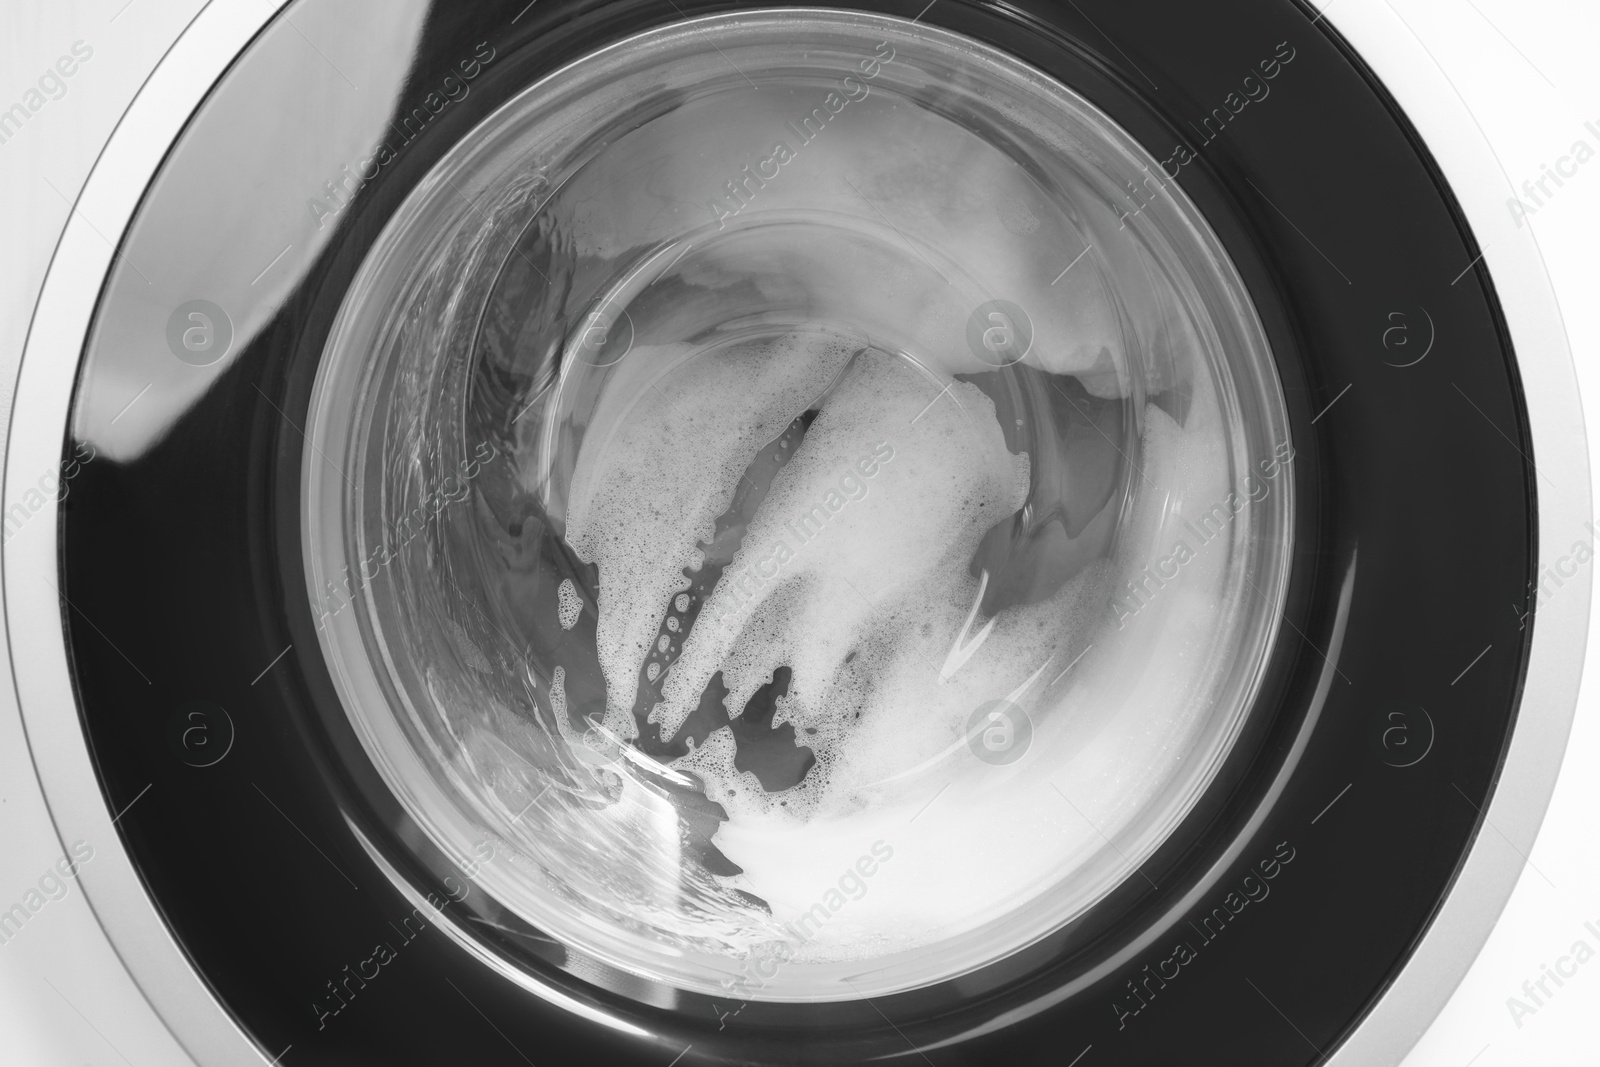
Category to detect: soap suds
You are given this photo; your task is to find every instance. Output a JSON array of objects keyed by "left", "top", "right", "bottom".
[{"left": 561, "top": 333, "right": 1244, "bottom": 967}]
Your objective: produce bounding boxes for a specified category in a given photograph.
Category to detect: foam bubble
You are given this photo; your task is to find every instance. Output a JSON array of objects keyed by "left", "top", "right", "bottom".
[
  {"left": 696, "top": 380, "right": 1238, "bottom": 964},
  {"left": 557, "top": 578, "right": 581, "bottom": 630},
  {"left": 562, "top": 327, "right": 1244, "bottom": 967},
  {"left": 660, "top": 349, "right": 1036, "bottom": 814},
  {"left": 564, "top": 333, "right": 859, "bottom": 737}
]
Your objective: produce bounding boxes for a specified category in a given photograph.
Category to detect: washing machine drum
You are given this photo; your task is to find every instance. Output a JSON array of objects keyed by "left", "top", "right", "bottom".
[{"left": 59, "top": 0, "right": 1533, "bottom": 1063}]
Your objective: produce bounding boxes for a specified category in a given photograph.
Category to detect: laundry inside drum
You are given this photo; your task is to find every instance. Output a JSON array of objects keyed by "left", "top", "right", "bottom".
[{"left": 302, "top": 12, "right": 1292, "bottom": 1001}]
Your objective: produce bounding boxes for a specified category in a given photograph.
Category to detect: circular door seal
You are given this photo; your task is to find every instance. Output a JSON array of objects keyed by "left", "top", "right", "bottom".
[{"left": 45, "top": 0, "right": 1549, "bottom": 1064}]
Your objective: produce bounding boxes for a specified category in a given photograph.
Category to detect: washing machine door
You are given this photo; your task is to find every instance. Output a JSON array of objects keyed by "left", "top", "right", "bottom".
[{"left": 9, "top": 0, "right": 1585, "bottom": 1064}]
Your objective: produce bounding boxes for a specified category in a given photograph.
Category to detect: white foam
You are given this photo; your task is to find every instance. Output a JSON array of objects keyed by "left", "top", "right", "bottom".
[
  {"left": 562, "top": 329, "right": 1245, "bottom": 967},
  {"left": 699, "top": 376, "right": 1242, "bottom": 964},
  {"left": 564, "top": 333, "right": 858, "bottom": 738},
  {"left": 661, "top": 349, "right": 1038, "bottom": 815},
  {"left": 557, "top": 578, "right": 581, "bottom": 631}
]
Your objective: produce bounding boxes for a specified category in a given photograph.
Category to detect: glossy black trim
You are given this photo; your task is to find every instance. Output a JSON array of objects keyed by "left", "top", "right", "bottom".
[{"left": 60, "top": 0, "right": 1536, "bottom": 1063}]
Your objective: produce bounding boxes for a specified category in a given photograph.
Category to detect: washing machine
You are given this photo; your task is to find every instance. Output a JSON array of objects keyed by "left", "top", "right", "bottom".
[{"left": 2, "top": 0, "right": 1591, "bottom": 1064}]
